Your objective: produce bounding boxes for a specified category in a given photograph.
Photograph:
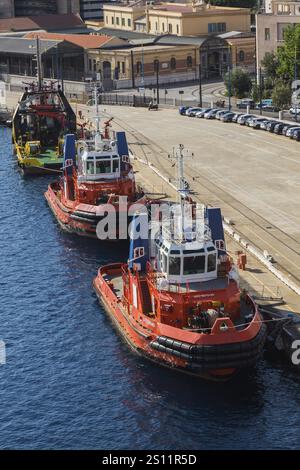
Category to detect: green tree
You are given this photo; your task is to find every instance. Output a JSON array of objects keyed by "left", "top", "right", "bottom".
[
  {"left": 276, "top": 24, "right": 300, "bottom": 82},
  {"left": 271, "top": 81, "right": 291, "bottom": 109},
  {"left": 224, "top": 68, "right": 252, "bottom": 98},
  {"left": 261, "top": 52, "right": 278, "bottom": 83}
]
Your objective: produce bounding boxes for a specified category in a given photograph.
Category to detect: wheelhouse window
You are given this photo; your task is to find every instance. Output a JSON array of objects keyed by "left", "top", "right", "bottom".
[
  {"left": 169, "top": 257, "right": 181, "bottom": 275},
  {"left": 86, "top": 160, "right": 95, "bottom": 175},
  {"left": 207, "top": 253, "right": 217, "bottom": 272},
  {"left": 112, "top": 158, "right": 119, "bottom": 173},
  {"left": 183, "top": 256, "right": 205, "bottom": 275},
  {"left": 96, "top": 159, "right": 111, "bottom": 174}
]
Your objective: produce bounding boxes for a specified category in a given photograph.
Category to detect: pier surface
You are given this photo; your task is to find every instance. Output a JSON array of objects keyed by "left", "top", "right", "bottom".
[{"left": 95, "top": 105, "right": 300, "bottom": 317}]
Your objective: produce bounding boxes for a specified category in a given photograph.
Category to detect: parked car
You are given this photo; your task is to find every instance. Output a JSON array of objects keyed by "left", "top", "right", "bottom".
[
  {"left": 204, "top": 108, "right": 220, "bottom": 119},
  {"left": 247, "top": 117, "right": 269, "bottom": 129},
  {"left": 292, "top": 129, "right": 300, "bottom": 141},
  {"left": 216, "top": 109, "right": 230, "bottom": 120},
  {"left": 273, "top": 123, "right": 286, "bottom": 135},
  {"left": 186, "top": 107, "right": 203, "bottom": 116},
  {"left": 266, "top": 121, "right": 279, "bottom": 132},
  {"left": 237, "top": 114, "right": 256, "bottom": 125},
  {"left": 260, "top": 120, "right": 272, "bottom": 130},
  {"left": 286, "top": 126, "right": 300, "bottom": 138},
  {"left": 289, "top": 107, "right": 300, "bottom": 116},
  {"left": 179, "top": 106, "right": 190, "bottom": 115},
  {"left": 196, "top": 108, "right": 212, "bottom": 118},
  {"left": 231, "top": 113, "right": 243, "bottom": 123},
  {"left": 282, "top": 125, "right": 294, "bottom": 136},
  {"left": 237, "top": 99, "right": 255, "bottom": 109},
  {"left": 221, "top": 112, "right": 236, "bottom": 122}
]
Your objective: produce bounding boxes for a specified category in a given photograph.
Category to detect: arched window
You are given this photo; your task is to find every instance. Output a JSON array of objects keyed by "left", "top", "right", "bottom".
[
  {"left": 187, "top": 55, "right": 193, "bottom": 68},
  {"left": 136, "top": 61, "right": 142, "bottom": 75},
  {"left": 153, "top": 59, "right": 160, "bottom": 72},
  {"left": 239, "top": 50, "right": 245, "bottom": 62},
  {"left": 170, "top": 57, "right": 176, "bottom": 70}
]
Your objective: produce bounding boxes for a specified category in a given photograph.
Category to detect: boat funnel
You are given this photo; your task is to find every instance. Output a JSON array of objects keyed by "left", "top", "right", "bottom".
[
  {"left": 128, "top": 212, "right": 149, "bottom": 272},
  {"left": 64, "top": 134, "right": 76, "bottom": 176}
]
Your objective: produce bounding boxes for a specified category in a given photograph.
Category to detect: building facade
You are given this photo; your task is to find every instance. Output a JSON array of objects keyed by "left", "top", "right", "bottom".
[
  {"left": 103, "top": 2, "right": 251, "bottom": 36},
  {"left": 0, "top": 0, "right": 80, "bottom": 18},
  {"left": 256, "top": 0, "right": 300, "bottom": 71},
  {"left": 0, "top": 0, "right": 14, "bottom": 18},
  {"left": 80, "top": 0, "right": 108, "bottom": 21}
]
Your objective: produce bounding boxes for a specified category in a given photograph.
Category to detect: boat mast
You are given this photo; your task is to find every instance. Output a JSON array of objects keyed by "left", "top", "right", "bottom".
[
  {"left": 174, "top": 144, "right": 187, "bottom": 240},
  {"left": 94, "top": 83, "right": 100, "bottom": 134},
  {"left": 36, "top": 37, "right": 42, "bottom": 91}
]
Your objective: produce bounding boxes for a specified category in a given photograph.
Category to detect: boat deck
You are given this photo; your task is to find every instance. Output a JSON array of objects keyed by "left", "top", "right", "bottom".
[
  {"left": 102, "top": 272, "right": 255, "bottom": 330},
  {"left": 39, "top": 148, "right": 61, "bottom": 162}
]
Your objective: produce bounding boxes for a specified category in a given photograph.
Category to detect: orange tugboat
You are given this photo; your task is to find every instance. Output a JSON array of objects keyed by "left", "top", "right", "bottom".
[
  {"left": 45, "top": 120, "right": 146, "bottom": 239},
  {"left": 93, "top": 146, "right": 267, "bottom": 380}
]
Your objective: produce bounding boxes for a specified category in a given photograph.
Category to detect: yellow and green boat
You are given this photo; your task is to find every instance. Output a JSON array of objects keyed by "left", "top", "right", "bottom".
[{"left": 12, "top": 82, "right": 76, "bottom": 176}]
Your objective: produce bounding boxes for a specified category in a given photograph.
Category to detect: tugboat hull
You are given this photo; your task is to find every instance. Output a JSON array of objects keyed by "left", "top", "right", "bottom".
[
  {"left": 45, "top": 182, "right": 147, "bottom": 239},
  {"left": 93, "top": 264, "right": 267, "bottom": 381}
]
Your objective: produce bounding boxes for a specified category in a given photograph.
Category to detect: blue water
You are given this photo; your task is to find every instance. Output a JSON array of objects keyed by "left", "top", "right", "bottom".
[{"left": 0, "top": 126, "right": 300, "bottom": 450}]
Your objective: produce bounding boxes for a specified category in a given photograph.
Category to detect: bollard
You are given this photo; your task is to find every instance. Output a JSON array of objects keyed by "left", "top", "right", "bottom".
[
  {"left": 247, "top": 105, "right": 250, "bottom": 114},
  {"left": 211, "top": 100, "right": 214, "bottom": 108},
  {"left": 279, "top": 110, "right": 283, "bottom": 120}
]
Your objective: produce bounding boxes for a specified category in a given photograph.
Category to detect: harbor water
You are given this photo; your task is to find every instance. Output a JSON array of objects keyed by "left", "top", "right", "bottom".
[{"left": 0, "top": 126, "right": 300, "bottom": 450}]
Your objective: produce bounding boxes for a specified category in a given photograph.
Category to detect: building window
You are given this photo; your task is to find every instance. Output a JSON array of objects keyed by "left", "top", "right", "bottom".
[
  {"left": 112, "top": 17, "right": 114, "bottom": 25},
  {"left": 136, "top": 61, "right": 142, "bottom": 75},
  {"left": 128, "top": 18, "right": 131, "bottom": 27},
  {"left": 187, "top": 55, "right": 193, "bottom": 68},
  {"left": 208, "top": 22, "right": 226, "bottom": 34},
  {"left": 265, "top": 27, "right": 270, "bottom": 40},
  {"left": 116, "top": 17, "right": 119, "bottom": 25},
  {"left": 155, "top": 21, "right": 158, "bottom": 32},
  {"left": 89, "top": 59, "right": 92, "bottom": 71},
  {"left": 122, "top": 62, "right": 125, "bottom": 74},
  {"left": 277, "top": 3, "right": 291, "bottom": 15},
  {"left": 162, "top": 22, "right": 165, "bottom": 32},
  {"left": 122, "top": 18, "right": 125, "bottom": 26},
  {"left": 176, "top": 24, "right": 179, "bottom": 34},
  {"left": 170, "top": 57, "right": 176, "bottom": 70},
  {"left": 153, "top": 59, "right": 159, "bottom": 72},
  {"left": 239, "top": 50, "right": 245, "bottom": 62},
  {"left": 168, "top": 23, "right": 172, "bottom": 33},
  {"left": 106, "top": 16, "right": 108, "bottom": 24}
]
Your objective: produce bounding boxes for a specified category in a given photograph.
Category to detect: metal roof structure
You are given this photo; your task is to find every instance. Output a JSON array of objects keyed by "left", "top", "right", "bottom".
[{"left": 0, "top": 37, "right": 82, "bottom": 55}]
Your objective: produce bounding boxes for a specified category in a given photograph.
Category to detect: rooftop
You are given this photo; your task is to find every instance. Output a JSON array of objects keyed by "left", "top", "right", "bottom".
[
  {"left": 25, "top": 32, "right": 114, "bottom": 49},
  {"left": 0, "top": 36, "right": 63, "bottom": 54},
  {"left": 0, "top": 13, "right": 85, "bottom": 33}
]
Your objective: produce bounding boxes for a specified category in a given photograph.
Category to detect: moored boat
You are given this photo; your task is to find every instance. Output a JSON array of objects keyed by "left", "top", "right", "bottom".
[
  {"left": 12, "top": 81, "right": 76, "bottom": 175},
  {"left": 45, "top": 122, "right": 146, "bottom": 239},
  {"left": 93, "top": 146, "right": 267, "bottom": 380}
]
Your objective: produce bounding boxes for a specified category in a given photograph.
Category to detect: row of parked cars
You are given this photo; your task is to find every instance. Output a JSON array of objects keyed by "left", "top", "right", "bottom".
[{"left": 179, "top": 106, "right": 300, "bottom": 141}]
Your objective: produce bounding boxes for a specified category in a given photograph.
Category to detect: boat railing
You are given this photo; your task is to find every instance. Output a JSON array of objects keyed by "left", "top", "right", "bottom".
[{"left": 161, "top": 224, "right": 212, "bottom": 244}]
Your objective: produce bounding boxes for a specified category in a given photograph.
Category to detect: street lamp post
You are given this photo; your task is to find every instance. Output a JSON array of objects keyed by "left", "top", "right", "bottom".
[
  {"left": 155, "top": 61, "right": 159, "bottom": 104},
  {"left": 228, "top": 48, "right": 232, "bottom": 111},
  {"left": 295, "top": 44, "right": 298, "bottom": 122},
  {"left": 198, "top": 48, "right": 202, "bottom": 107},
  {"left": 258, "top": 67, "right": 263, "bottom": 116}
]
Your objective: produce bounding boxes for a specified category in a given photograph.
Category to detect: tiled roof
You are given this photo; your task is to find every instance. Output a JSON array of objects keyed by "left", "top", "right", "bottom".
[
  {"left": 25, "top": 32, "right": 113, "bottom": 49},
  {"left": 0, "top": 13, "right": 85, "bottom": 33}
]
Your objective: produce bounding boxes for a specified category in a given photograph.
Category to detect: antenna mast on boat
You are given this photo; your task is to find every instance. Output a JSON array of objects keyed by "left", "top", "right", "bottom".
[
  {"left": 94, "top": 82, "right": 100, "bottom": 134},
  {"left": 36, "top": 37, "right": 43, "bottom": 91},
  {"left": 169, "top": 144, "right": 193, "bottom": 240}
]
